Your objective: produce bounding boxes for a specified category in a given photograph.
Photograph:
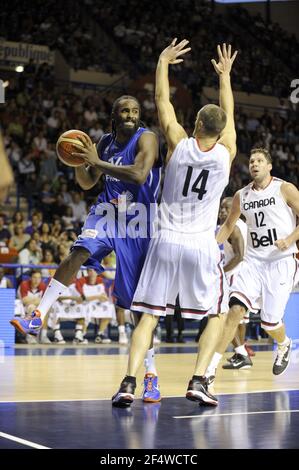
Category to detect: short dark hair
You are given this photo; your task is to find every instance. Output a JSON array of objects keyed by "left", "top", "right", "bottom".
[
  {"left": 197, "top": 104, "right": 227, "bottom": 136},
  {"left": 112, "top": 95, "right": 140, "bottom": 115},
  {"left": 250, "top": 147, "right": 272, "bottom": 163}
]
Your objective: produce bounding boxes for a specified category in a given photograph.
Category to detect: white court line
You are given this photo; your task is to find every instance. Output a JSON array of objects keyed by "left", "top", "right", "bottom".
[
  {"left": 0, "top": 388, "right": 299, "bottom": 403},
  {"left": 0, "top": 431, "right": 50, "bottom": 449},
  {"left": 174, "top": 409, "right": 299, "bottom": 419}
]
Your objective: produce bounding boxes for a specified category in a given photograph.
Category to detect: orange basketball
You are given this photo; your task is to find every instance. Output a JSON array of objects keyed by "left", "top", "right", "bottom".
[{"left": 56, "top": 129, "right": 91, "bottom": 167}]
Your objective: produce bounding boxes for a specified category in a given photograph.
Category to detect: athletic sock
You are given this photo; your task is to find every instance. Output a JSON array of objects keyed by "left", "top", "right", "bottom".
[
  {"left": 37, "top": 279, "right": 67, "bottom": 321},
  {"left": 235, "top": 345, "right": 248, "bottom": 356},
  {"left": 144, "top": 348, "right": 157, "bottom": 375},
  {"left": 206, "top": 352, "right": 223, "bottom": 376}
]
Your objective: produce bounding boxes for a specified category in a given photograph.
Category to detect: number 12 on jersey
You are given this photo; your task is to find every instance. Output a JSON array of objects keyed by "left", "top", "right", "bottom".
[{"left": 182, "top": 167, "right": 209, "bottom": 200}]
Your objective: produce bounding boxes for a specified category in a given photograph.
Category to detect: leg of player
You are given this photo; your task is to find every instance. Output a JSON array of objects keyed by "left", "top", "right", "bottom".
[
  {"left": 112, "top": 313, "right": 159, "bottom": 407},
  {"left": 116, "top": 307, "right": 128, "bottom": 345},
  {"left": 263, "top": 323, "right": 292, "bottom": 376},
  {"left": 10, "top": 247, "right": 90, "bottom": 336},
  {"left": 205, "top": 302, "right": 252, "bottom": 384},
  {"left": 95, "top": 318, "right": 112, "bottom": 343},
  {"left": 186, "top": 313, "right": 226, "bottom": 406}
]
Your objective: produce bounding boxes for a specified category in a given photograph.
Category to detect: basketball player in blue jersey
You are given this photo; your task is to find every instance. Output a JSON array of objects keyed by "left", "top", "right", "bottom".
[{"left": 10, "top": 95, "right": 162, "bottom": 402}]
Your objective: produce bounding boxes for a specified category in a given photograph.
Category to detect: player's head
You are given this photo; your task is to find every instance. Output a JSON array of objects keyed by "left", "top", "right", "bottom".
[
  {"left": 111, "top": 95, "right": 141, "bottom": 137},
  {"left": 249, "top": 147, "right": 272, "bottom": 182},
  {"left": 219, "top": 197, "right": 233, "bottom": 223},
  {"left": 193, "top": 104, "right": 227, "bottom": 138}
]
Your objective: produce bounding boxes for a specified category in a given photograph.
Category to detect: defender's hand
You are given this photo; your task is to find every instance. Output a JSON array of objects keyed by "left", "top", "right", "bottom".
[
  {"left": 159, "top": 38, "right": 191, "bottom": 65},
  {"left": 211, "top": 43, "right": 238, "bottom": 75}
]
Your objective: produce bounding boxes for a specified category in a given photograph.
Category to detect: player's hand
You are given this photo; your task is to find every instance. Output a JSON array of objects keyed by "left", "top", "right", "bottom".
[
  {"left": 159, "top": 38, "right": 191, "bottom": 65},
  {"left": 275, "top": 238, "right": 291, "bottom": 251},
  {"left": 72, "top": 135, "right": 100, "bottom": 166},
  {"left": 211, "top": 44, "right": 238, "bottom": 75}
]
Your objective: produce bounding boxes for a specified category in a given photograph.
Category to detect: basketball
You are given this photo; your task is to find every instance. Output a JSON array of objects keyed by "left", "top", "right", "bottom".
[{"left": 56, "top": 129, "right": 91, "bottom": 167}]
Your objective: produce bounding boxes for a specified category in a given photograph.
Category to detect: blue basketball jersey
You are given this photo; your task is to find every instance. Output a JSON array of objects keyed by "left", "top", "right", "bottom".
[{"left": 91, "top": 127, "right": 162, "bottom": 217}]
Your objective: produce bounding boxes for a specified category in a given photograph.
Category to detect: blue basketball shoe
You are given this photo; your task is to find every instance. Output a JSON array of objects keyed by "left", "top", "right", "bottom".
[
  {"left": 10, "top": 310, "right": 43, "bottom": 336},
  {"left": 142, "top": 373, "right": 161, "bottom": 403}
]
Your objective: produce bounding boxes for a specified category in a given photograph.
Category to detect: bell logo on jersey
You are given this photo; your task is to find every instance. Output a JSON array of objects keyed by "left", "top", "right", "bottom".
[{"left": 250, "top": 228, "right": 277, "bottom": 248}]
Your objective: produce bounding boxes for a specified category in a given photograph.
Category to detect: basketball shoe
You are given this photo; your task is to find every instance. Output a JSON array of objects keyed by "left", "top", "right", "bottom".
[
  {"left": 142, "top": 373, "right": 161, "bottom": 403},
  {"left": 10, "top": 310, "right": 42, "bottom": 336},
  {"left": 186, "top": 376, "right": 218, "bottom": 406},
  {"left": 112, "top": 377, "right": 136, "bottom": 407}
]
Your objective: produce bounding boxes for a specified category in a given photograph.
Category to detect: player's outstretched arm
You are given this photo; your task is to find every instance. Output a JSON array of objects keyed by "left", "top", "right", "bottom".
[
  {"left": 217, "top": 191, "right": 241, "bottom": 244},
  {"left": 155, "top": 38, "right": 190, "bottom": 158},
  {"left": 211, "top": 44, "right": 238, "bottom": 164}
]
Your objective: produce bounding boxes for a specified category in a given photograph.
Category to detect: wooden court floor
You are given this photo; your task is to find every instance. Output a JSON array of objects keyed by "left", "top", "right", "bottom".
[{"left": 0, "top": 342, "right": 299, "bottom": 449}]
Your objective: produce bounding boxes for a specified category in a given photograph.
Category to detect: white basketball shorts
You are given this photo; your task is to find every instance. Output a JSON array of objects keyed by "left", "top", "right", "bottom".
[
  {"left": 229, "top": 255, "right": 298, "bottom": 330},
  {"left": 131, "top": 231, "right": 228, "bottom": 320}
]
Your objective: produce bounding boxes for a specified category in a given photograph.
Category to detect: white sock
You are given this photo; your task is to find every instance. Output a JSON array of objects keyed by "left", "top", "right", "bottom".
[
  {"left": 235, "top": 345, "right": 248, "bottom": 356},
  {"left": 37, "top": 279, "right": 67, "bottom": 320},
  {"left": 206, "top": 352, "right": 223, "bottom": 376},
  {"left": 278, "top": 336, "right": 290, "bottom": 347},
  {"left": 144, "top": 348, "right": 157, "bottom": 376},
  {"left": 118, "top": 325, "right": 125, "bottom": 333}
]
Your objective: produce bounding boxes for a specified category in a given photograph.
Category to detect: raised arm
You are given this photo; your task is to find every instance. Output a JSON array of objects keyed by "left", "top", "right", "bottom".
[
  {"left": 216, "top": 191, "right": 241, "bottom": 244},
  {"left": 155, "top": 39, "right": 190, "bottom": 158},
  {"left": 211, "top": 44, "right": 238, "bottom": 164},
  {"left": 0, "top": 132, "right": 14, "bottom": 202},
  {"left": 72, "top": 132, "right": 158, "bottom": 185}
]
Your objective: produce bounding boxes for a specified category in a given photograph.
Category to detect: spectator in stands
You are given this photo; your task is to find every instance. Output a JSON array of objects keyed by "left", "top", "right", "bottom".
[
  {"left": 8, "top": 224, "right": 31, "bottom": 252},
  {"left": 40, "top": 249, "right": 57, "bottom": 277},
  {"left": 17, "top": 239, "right": 42, "bottom": 274},
  {"left": 76, "top": 268, "right": 113, "bottom": 343},
  {"left": 0, "top": 215, "right": 11, "bottom": 245},
  {"left": 18, "top": 270, "right": 50, "bottom": 344},
  {"left": 0, "top": 267, "right": 13, "bottom": 288},
  {"left": 89, "top": 121, "right": 104, "bottom": 143},
  {"left": 25, "top": 212, "right": 42, "bottom": 235},
  {"left": 70, "top": 192, "right": 87, "bottom": 223},
  {"left": 8, "top": 211, "right": 27, "bottom": 236}
]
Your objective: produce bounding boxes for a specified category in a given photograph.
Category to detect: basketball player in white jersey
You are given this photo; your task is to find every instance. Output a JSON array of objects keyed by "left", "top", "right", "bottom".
[
  {"left": 112, "top": 41, "right": 238, "bottom": 407},
  {"left": 208, "top": 147, "right": 299, "bottom": 383},
  {"left": 217, "top": 198, "right": 254, "bottom": 370}
]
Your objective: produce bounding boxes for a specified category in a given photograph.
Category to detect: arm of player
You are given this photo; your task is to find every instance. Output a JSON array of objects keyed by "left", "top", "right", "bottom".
[
  {"left": 75, "top": 164, "right": 102, "bottom": 190},
  {"left": 155, "top": 39, "right": 189, "bottom": 161},
  {"left": 211, "top": 44, "right": 238, "bottom": 164},
  {"left": 216, "top": 191, "right": 241, "bottom": 244},
  {"left": 224, "top": 225, "right": 245, "bottom": 272},
  {"left": 0, "top": 132, "right": 14, "bottom": 203},
  {"left": 275, "top": 183, "right": 299, "bottom": 250},
  {"left": 72, "top": 132, "right": 158, "bottom": 185}
]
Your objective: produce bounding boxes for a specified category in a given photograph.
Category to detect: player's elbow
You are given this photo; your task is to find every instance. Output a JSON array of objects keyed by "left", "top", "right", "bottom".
[{"left": 133, "top": 173, "right": 147, "bottom": 185}]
